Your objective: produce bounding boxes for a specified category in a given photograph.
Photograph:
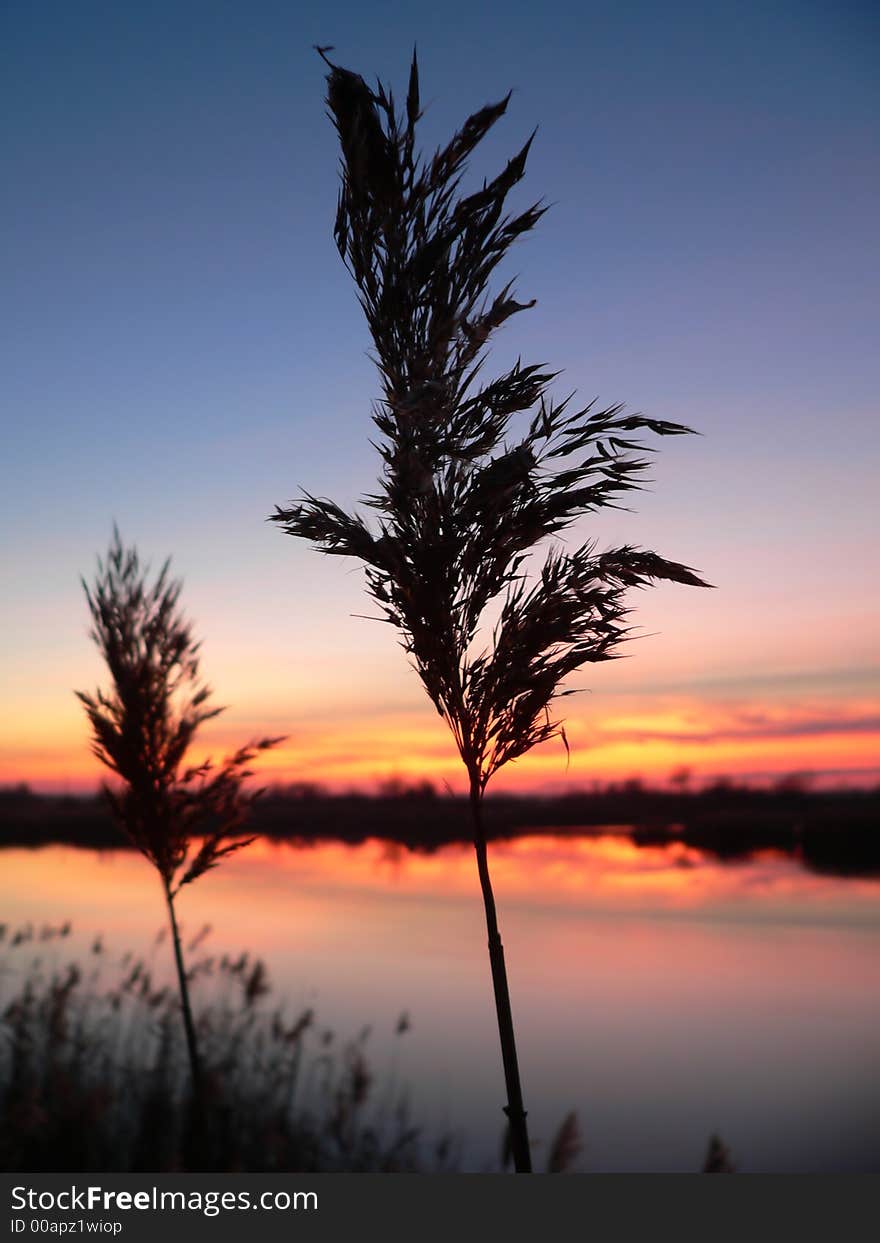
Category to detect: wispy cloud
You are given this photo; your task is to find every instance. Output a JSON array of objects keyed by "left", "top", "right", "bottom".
[{"left": 596, "top": 708, "right": 880, "bottom": 746}]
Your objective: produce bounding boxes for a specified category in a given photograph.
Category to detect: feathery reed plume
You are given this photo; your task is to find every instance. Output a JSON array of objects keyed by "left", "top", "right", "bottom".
[
  {"left": 272, "top": 51, "right": 710, "bottom": 1172},
  {"left": 702, "top": 1132, "right": 737, "bottom": 1173},
  {"left": 545, "top": 1110, "right": 583, "bottom": 1173},
  {"left": 76, "top": 530, "right": 283, "bottom": 1106}
]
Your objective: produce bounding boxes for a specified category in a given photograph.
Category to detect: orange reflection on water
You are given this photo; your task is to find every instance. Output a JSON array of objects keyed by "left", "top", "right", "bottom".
[
  {"left": 8, "top": 834, "right": 877, "bottom": 941},
  {"left": 222, "top": 833, "right": 879, "bottom": 917},
  {"left": 3, "top": 832, "right": 879, "bottom": 1173}
]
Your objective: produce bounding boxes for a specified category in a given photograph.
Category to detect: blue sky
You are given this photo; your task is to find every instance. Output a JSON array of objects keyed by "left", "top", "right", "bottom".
[{"left": 2, "top": 0, "right": 878, "bottom": 789}]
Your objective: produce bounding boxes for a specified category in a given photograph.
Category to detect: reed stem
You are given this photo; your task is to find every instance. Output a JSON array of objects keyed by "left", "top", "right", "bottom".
[
  {"left": 470, "top": 782, "right": 532, "bottom": 1173},
  {"left": 162, "top": 879, "right": 204, "bottom": 1111}
]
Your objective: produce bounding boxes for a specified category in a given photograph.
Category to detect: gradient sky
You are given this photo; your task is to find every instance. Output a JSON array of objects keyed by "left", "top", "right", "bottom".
[{"left": 2, "top": 0, "right": 878, "bottom": 793}]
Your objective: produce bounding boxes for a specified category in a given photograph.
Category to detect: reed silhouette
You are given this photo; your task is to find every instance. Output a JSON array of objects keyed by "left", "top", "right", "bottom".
[
  {"left": 0, "top": 923, "right": 452, "bottom": 1172},
  {"left": 702, "top": 1133, "right": 737, "bottom": 1173},
  {"left": 75, "top": 531, "right": 283, "bottom": 1116},
  {"left": 272, "top": 50, "right": 709, "bottom": 1172},
  {"left": 0, "top": 922, "right": 621, "bottom": 1172}
]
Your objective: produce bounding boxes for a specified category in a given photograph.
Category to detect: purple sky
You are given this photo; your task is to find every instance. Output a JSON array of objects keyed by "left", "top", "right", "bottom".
[{"left": 2, "top": 0, "right": 878, "bottom": 790}]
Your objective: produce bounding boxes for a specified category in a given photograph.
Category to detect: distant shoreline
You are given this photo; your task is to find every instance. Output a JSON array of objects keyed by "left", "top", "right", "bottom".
[{"left": 2, "top": 783, "right": 878, "bottom": 878}]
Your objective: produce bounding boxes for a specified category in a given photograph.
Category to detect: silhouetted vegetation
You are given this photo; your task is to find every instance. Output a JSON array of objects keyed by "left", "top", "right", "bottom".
[
  {"left": 0, "top": 925, "right": 598, "bottom": 1174},
  {"left": 75, "top": 532, "right": 283, "bottom": 1108},
  {"left": 0, "top": 923, "right": 451, "bottom": 1173},
  {"left": 702, "top": 1133, "right": 737, "bottom": 1173},
  {"left": 0, "top": 924, "right": 732, "bottom": 1173},
  {"left": 272, "top": 49, "right": 708, "bottom": 1172}
]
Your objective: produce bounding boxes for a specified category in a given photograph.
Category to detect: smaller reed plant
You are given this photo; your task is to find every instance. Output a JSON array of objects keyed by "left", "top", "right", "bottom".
[{"left": 76, "top": 530, "right": 283, "bottom": 1110}]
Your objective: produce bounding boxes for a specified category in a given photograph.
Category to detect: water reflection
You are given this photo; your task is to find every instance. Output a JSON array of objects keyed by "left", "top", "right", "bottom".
[{"left": 3, "top": 836, "right": 879, "bottom": 1171}]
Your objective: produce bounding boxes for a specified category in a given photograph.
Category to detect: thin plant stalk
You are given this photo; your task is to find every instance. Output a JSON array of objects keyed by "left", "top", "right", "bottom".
[
  {"left": 273, "top": 52, "right": 710, "bottom": 1172},
  {"left": 470, "top": 778, "right": 531, "bottom": 1170},
  {"left": 162, "top": 875, "right": 204, "bottom": 1107}
]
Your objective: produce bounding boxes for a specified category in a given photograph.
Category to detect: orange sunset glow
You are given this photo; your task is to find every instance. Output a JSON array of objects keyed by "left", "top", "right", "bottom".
[
  {"left": 6, "top": 691, "right": 878, "bottom": 794},
  {"left": 7, "top": 836, "right": 880, "bottom": 942},
  {"left": 3, "top": 0, "right": 879, "bottom": 1185}
]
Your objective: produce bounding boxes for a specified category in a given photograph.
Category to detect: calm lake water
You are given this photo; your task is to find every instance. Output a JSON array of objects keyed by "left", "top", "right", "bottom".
[{"left": 3, "top": 834, "right": 880, "bottom": 1172}]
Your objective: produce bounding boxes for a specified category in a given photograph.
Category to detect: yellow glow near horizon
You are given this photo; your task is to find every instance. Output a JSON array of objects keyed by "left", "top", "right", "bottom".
[{"left": 3, "top": 692, "right": 878, "bottom": 793}]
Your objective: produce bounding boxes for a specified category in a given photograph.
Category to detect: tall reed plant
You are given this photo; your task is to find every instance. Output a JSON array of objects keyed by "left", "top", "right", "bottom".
[
  {"left": 76, "top": 531, "right": 282, "bottom": 1108},
  {"left": 272, "top": 52, "right": 709, "bottom": 1171}
]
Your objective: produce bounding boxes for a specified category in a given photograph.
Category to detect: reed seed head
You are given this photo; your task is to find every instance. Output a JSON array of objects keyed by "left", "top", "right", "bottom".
[
  {"left": 272, "top": 53, "right": 710, "bottom": 793},
  {"left": 76, "top": 529, "right": 283, "bottom": 890}
]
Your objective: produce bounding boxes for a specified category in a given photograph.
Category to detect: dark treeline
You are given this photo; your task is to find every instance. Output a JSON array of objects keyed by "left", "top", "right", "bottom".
[{"left": 2, "top": 780, "right": 878, "bottom": 877}]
